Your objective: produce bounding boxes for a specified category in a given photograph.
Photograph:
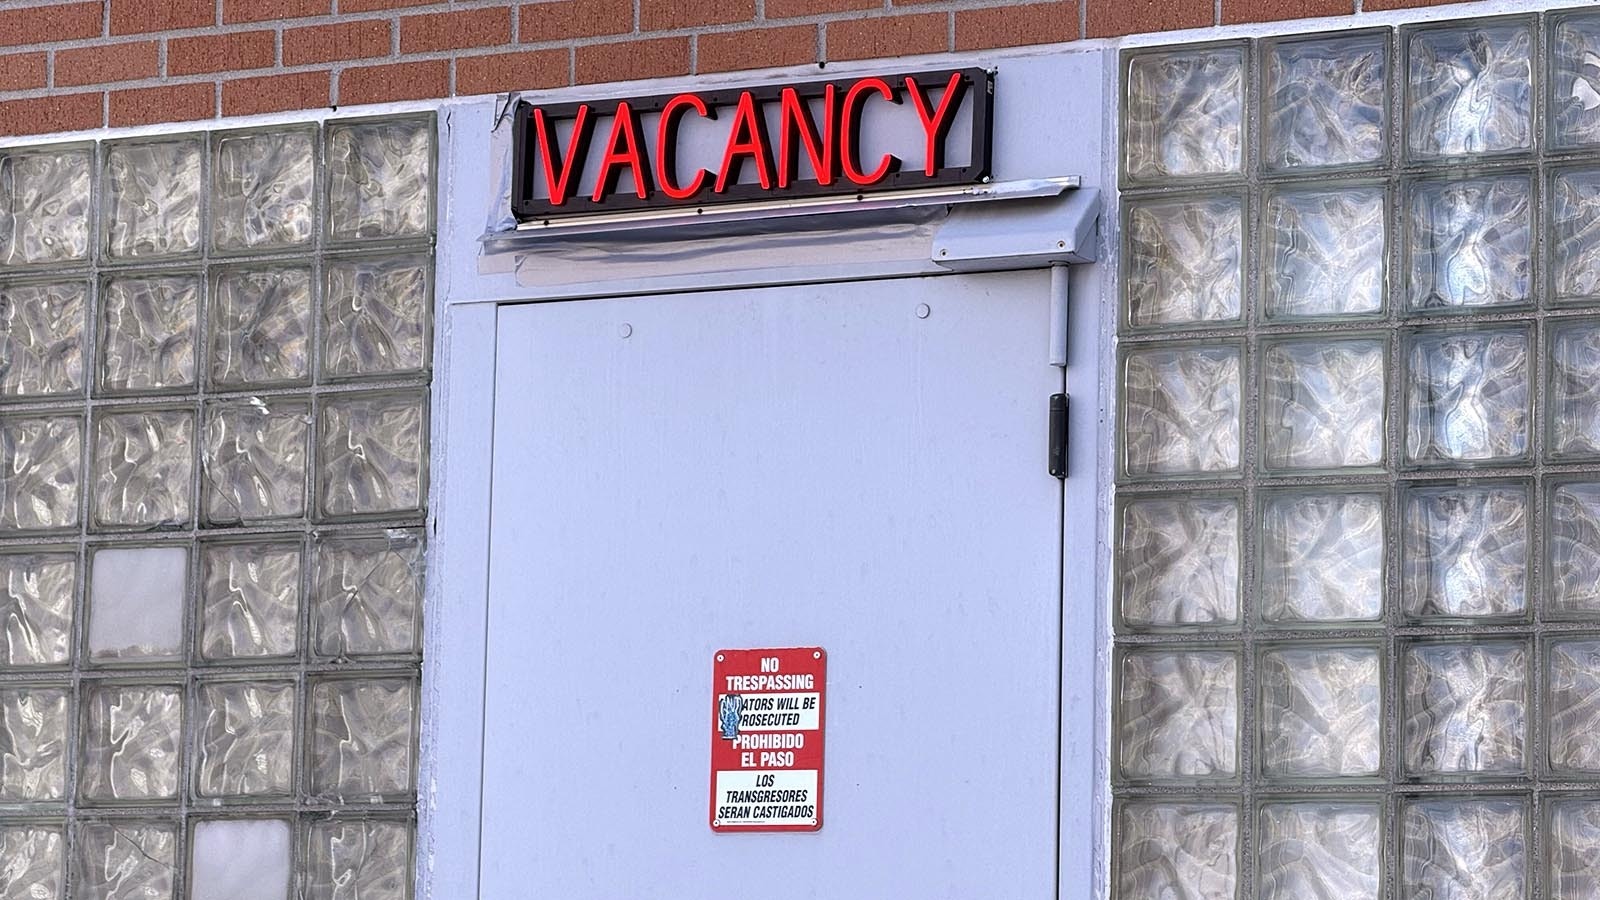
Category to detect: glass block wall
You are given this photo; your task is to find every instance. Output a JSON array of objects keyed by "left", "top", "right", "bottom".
[
  {"left": 1116, "top": 12, "right": 1600, "bottom": 900},
  {"left": 0, "top": 115, "right": 434, "bottom": 900}
]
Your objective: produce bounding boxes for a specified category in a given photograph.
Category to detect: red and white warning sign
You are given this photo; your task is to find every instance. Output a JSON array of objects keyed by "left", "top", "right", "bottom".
[{"left": 710, "top": 647, "right": 826, "bottom": 832}]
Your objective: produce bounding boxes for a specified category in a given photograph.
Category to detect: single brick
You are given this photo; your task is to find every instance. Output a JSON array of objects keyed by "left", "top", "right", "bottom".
[
  {"left": 0, "top": 92, "right": 102, "bottom": 135},
  {"left": 574, "top": 36, "right": 689, "bottom": 84},
  {"left": 1362, "top": 0, "right": 1470, "bottom": 9},
  {"left": 110, "top": 82, "right": 214, "bottom": 126},
  {"left": 639, "top": 0, "right": 755, "bottom": 31},
  {"left": 1086, "top": 0, "right": 1211, "bottom": 36},
  {"left": 339, "top": 0, "right": 435, "bottom": 9},
  {"left": 698, "top": 24, "right": 818, "bottom": 74},
  {"left": 400, "top": 7, "right": 513, "bottom": 52},
  {"left": 766, "top": 0, "right": 878, "bottom": 18},
  {"left": 110, "top": 0, "right": 214, "bottom": 34},
  {"left": 518, "top": 0, "right": 631, "bottom": 42},
  {"left": 1220, "top": 0, "right": 1350, "bottom": 24},
  {"left": 955, "top": 1, "right": 1077, "bottom": 50},
  {"left": 223, "top": 0, "right": 330, "bottom": 23},
  {"left": 826, "top": 13, "right": 947, "bottom": 62},
  {"left": 456, "top": 48, "right": 568, "bottom": 95},
  {"left": 0, "top": 52, "right": 47, "bottom": 91},
  {"left": 55, "top": 41, "right": 159, "bottom": 87},
  {"left": 223, "top": 70, "right": 331, "bottom": 116},
  {"left": 167, "top": 30, "right": 275, "bottom": 76},
  {"left": 0, "top": 2, "right": 101, "bottom": 47},
  {"left": 284, "top": 19, "right": 392, "bottom": 66},
  {"left": 339, "top": 58, "right": 450, "bottom": 106}
]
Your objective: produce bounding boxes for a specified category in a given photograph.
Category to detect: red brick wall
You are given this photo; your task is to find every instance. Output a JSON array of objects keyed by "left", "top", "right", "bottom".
[{"left": 0, "top": 0, "right": 1478, "bottom": 136}]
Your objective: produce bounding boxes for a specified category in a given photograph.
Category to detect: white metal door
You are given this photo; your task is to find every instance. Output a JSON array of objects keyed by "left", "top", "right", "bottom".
[{"left": 480, "top": 271, "right": 1062, "bottom": 898}]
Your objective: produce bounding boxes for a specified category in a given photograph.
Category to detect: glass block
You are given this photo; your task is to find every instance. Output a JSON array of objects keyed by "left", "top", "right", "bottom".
[
  {"left": 1402, "top": 641, "right": 1528, "bottom": 777},
  {"left": 0, "top": 685, "right": 68, "bottom": 802},
  {"left": 1549, "top": 639, "right": 1600, "bottom": 775},
  {"left": 1257, "top": 800, "right": 1382, "bottom": 900},
  {"left": 1259, "top": 644, "right": 1382, "bottom": 779},
  {"left": 1261, "top": 491, "right": 1385, "bottom": 626},
  {"left": 1550, "top": 318, "right": 1600, "bottom": 459},
  {"left": 1403, "top": 482, "right": 1528, "bottom": 621},
  {"left": 74, "top": 820, "right": 176, "bottom": 900},
  {"left": 1261, "top": 336, "right": 1386, "bottom": 470},
  {"left": 1549, "top": 797, "right": 1600, "bottom": 900},
  {"left": 91, "top": 408, "right": 194, "bottom": 529},
  {"left": 79, "top": 683, "right": 183, "bottom": 803},
  {"left": 1551, "top": 481, "right": 1600, "bottom": 618},
  {"left": 1263, "top": 33, "right": 1387, "bottom": 171},
  {"left": 0, "top": 823, "right": 63, "bottom": 900},
  {"left": 326, "top": 118, "right": 434, "bottom": 243},
  {"left": 308, "top": 676, "right": 418, "bottom": 800},
  {"left": 1406, "top": 21, "right": 1534, "bottom": 160},
  {"left": 1406, "top": 174, "right": 1532, "bottom": 310},
  {"left": 199, "top": 540, "right": 300, "bottom": 662},
  {"left": 313, "top": 530, "right": 424, "bottom": 658},
  {"left": 209, "top": 266, "right": 313, "bottom": 389},
  {"left": 190, "top": 819, "right": 291, "bottom": 900},
  {"left": 1123, "top": 47, "right": 1244, "bottom": 182},
  {"left": 103, "top": 137, "right": 202, "bottom": 261},
  {"left": 97, "top": 272, "right": 200, "bottom": 395},
  {"left": 87, "top": 545, "right": 185, "bottom": 664},
  {"left": 0, "top": 415, "right": 81, "bottom": 533},
  {"left": 212, "top": 128, "right": 315, "bottom": 254},
  {"left": 1400, "top": 797, "right": 1527, "bottom": 899},
  {"left": 1116, "top": 495, "right": 1238, "bottom": 630},
  {"left": 1264, "top": 185, "right": 1386, "bottom": 320},
  {"left": 1116, "top": 648, "right": 1238, "bottom": 782},
  {"left": 1404, "top": 327, "right": 1530, "bottom": 465},
  {"left": 201, "top": 398, "right": 309, "bottom": 524},
  {"left": 317, "top": 391, "right": 427, "bottom": 520},
  {"left": 1116, "top": 800, "right": 1238, "bottom": 900},
  {"left": 0, "top": 551, "right": 74, "bottom": 668},
  {"left": 304, "top": 818, "right": 413, "bottom": 900},
  {"left": 1122, "top": 196, "right": 1241, "bottom": 329},
  {"left": 194, "top": 680, "right": 295, "bottom": 799},
  {"left": 1552, "top": 168, "right": 1600, "bottom": 302},
  {"left": 322, "top": 253, "right": 432, "bottom": 379},
  {"left": 0, "top": 279, "right": 86, "bottom": 398},
  {"left": 1120, "top": 344, "right": 1241, "bottom": 478},
  {"left": 0, "top": 146, "right": 91, "bottom": 266},
  {"left": 1552, "top": 12, "right": 1600, "bottom": 149}
]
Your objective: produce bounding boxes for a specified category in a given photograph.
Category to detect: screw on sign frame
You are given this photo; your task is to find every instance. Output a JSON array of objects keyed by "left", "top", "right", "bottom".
[{"left": 710, "top": 647, "right": 826, "bottom": 833}]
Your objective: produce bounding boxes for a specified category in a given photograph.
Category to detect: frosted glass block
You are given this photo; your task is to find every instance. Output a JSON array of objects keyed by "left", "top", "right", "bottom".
[
  {"left": 0, "top": 552, "right": 74, "bottom": 668},
  {"left": 1259, "top": 644, "right": 1382, "bottom": 779},
  {"left": 1549, "top": 639, "right": 1600, "bottom": 775},
  {"left": 327, "top": 118, "right": 434, "bottom": 242},
  {"left": 1401, "top": 797, "right": 1526, "bottom": 899},
  {"left": 1403, "top": 483, "right": 1528, "bottom": 621},
  {"left": 309, "top": 676, "right": 417, "bottom": 800},
  {"left": 0, "top": 823, "right": 63, "bottom": 900},
  {"left": 1261, "top": 337, "right": 1386, "bottom": 470},
  {"left": 1549, "top": 797, "right": 1600, "bottom": 900},
  {"left": 1123, "top": 47, "right": 1244, "bottom": 182},
  {"left": 1264, "top": 34, "right": 1387, "bottom": 171},
  {"left": 317, "top": 391, "right": 426, "bottom": 519},
  {"left": 1550, "top": 318, "right": 1600, "bottom": 459},
  {"left": 201, "top": 399, "right": 309, "bottom": 524},
  {"left": 79, "top": 683, "right": 182, "bottom": 803},
  {"left": 1120, "top": 345, "right": 1240, "bottom": 477},
  {"left": 73, "top": 821, "right": 176, "bottom": 900},
  {"left": 0, "top": 279, "right": 85, "bottom": 398},
  {"left": 87, "top": 546, "right": 186, "bottom": 664},
  {"left": 0, "top": 416, "right": 81, "bottom": 533},
  {"left": 210, "top": 266, "right": 313, "bottom": 389},
  {"left": 103, "top": 137, "right": 202, "bottom": 260},
  {"left": 0, "top": 685, "right": 68, "bottom": 802},
  {"left": 1116, "top": 495, "right": 1238, "bottom": 630},
  {"left": 1117, "top": 648, "right": 1238, "bottom": 782},
  {"left": 1551, "top": 481, "right": 1600, "bottom": 618},
  {"left": 91, "top": 408, "right": 194, "bottom": 529},
  {"left": 322, "top": 253, "right": 432, "bottom": 379},
  {"left": 1404, "top": 327, "right": 1530, "bottom": 465},
  {"left": 1264, "top": 186, "right": 1386, "bottom": 320},
  {"left": 190, "top": 819, "right": 291, "bottom": 900},
  {"left": 1116, "top": 801, "right": 1237, "bottom": 900},
  {"left": 313, "top": 531, "right": 424, "bottom": 658},
  {"left": 1261, "top": 491, "right": 1385, "bottom": 625},
  {"left": 199, "top": 541, "right": 300, "bottom": 661},
  {"left": 305, "top": 819, "right": 413, "bottom": 900},
  {"left": 1402, "top": 641, "right": 1528, "bottom": 777},
  {"left": 0, "top": 146, "right": 90, "bottom": 266},
  {"left": 97, "top": 273, "right": 200, "bottom": 394},
  {"left": 1406, "top": 174, "right": 1532, "bottom": 310},
  {"left": 1552, "top": 168, "right": 1600, "bottom": 301},
  {"left": 1553, "top": 12, "right": 1600, "bottom": 149},
  {"left": 1257, "top": 800, "right": 1382, "bottom": 900},
  {"left": 194, "top": 680, "right": 295, "bottom": 798},
  {"left": 212, "top": 128, "right": 315, "bottom": 253},
  {"left": 1406, "top": 22, "right": 1534, "bottom": 160},
  {"left": 1122, "top": 196, "right": 1241, "bottom": 329}
]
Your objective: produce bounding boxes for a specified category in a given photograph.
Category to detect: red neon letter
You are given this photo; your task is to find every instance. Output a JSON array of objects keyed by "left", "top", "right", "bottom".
[
  {"left": 591, "top": 101, "right": 651, "bottom": 202},
  {"left": 839, "top": 77, "right": 900, "bottom": 187},
  {"left": 532, "top": 104, "right": 593, "bottom": 206},
  {"left": 656, "top": 93, "right": 712, "bottom": 201},
  {"left": 905, "top": 73, "right": 967, "bottom": 176},
  {"left": 777, "top": 86, "right": 836, "bottom": 189},
  {"left": 715, "top": 91, "right": 774, "bottom": 193}
]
